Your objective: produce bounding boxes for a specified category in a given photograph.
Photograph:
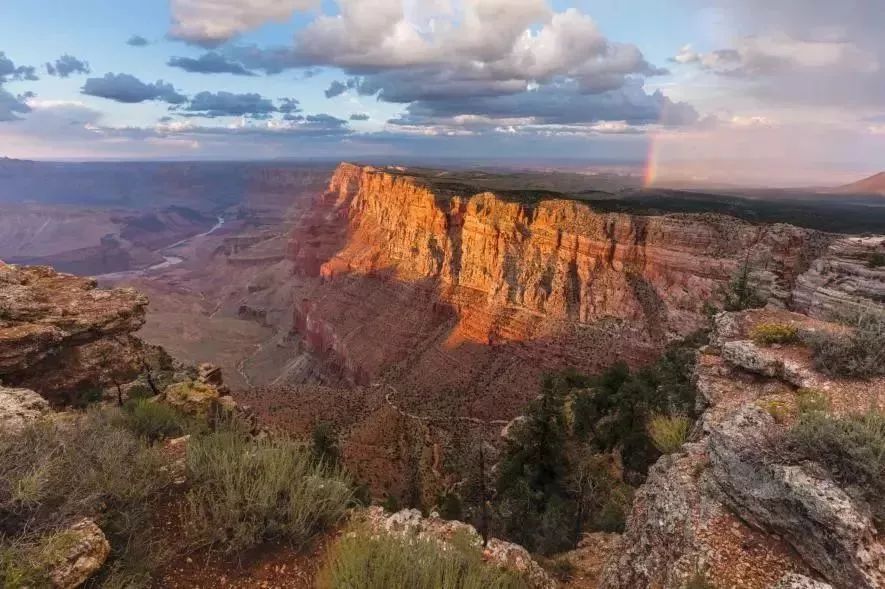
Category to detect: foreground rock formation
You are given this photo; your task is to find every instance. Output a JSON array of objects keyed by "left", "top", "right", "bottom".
[
  {"left": 600, "top": 308, "right": 885, "bottom": 589},
  {"left": 0, "top": 263, "right": 148, "bottom": 402}
]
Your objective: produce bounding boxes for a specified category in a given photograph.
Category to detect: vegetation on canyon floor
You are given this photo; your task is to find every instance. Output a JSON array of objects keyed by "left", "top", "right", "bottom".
[{"left": 492, "top": 331, "right": 704, "bottom": 555}]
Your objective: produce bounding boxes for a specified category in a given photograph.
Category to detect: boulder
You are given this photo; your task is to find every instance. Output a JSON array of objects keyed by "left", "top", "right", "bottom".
[
  {"left": 0, "top": 384, "right": 49, "bottom": 432},
  {"left": 709, "top": 406, "right": 885, "bottom": 589},
  {"left": 46, "top": 519, "right": 110, "bottom": 589}
]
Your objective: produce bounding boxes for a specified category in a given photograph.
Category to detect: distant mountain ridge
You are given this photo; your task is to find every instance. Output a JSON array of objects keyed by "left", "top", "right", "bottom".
[{"left": 836, "top": 171, "right": 885, "bottom": 195}]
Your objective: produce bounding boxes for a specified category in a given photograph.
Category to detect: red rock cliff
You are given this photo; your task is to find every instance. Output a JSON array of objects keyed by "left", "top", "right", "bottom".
[{"left": 287, "top": 164, "right": 828, "bottom": 418}]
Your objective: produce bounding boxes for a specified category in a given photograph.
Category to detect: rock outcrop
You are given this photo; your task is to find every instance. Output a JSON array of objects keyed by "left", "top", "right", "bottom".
[
  {"left": 0, "top": 384, "right": 49, "bottom": 431},
  {"left": 601, "top": 308, "right": 885, "bottom": 589},
  {"left": 792, "top": 235, "right": 885, "bottom": 319},
  {"left": 0, "top": 263, "right": 148, "bottom": 402}
]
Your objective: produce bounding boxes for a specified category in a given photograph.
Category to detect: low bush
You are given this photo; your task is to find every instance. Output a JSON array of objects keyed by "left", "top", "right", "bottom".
[
  {"left": 316, "top": 524, "right": 530, "bottom": 589},
  {"left": 118, "top": 399, "right": 194, "bottom": 442},
  {"left": 791, "top": 410, "right": 885, "bottom": 525},
  {"left": 184, "top": 427, "right": 352, "bottom": 554},
  {"left": 647, "top": 414, "right": 691, "bottom": 454},
  {"left": 805, "top": 312, "right": 885, "bottom": 378},
  {"left": 868, "top": 252, "right": 885, "bottom": 268},
  {"left": 750, "top": 323, "right": 799, "bottom": 346}
]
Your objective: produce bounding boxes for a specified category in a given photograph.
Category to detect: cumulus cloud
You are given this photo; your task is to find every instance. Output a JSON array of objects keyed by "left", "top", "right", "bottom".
[
  {"left": 168, "top": 0, "right": 320, "bottom": 46},
  {"left": 45, "top": 55, "right": 91, "bottom": 78},
  {"left": 127, "top": 35, "right": 149, "bottom": 47},
  {"left": 182, "top": 91, "right": 277, "bottom": 117},
  {"left": 227, "top": 1, "right": 681, "bottom": 133},
  {"left": 167, "top": 52, "right": 255, "bottom": 75},
  {"left": 0, "top": 52, "right": 37, "bottom": 82},
  {"left": 82, "top": 73, "right": 187, "bottom": 104}
]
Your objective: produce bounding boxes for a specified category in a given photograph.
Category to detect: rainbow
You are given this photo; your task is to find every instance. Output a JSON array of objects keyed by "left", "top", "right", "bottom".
[{"left": 643, "top": 132, "right": 659, "bottom": 188}]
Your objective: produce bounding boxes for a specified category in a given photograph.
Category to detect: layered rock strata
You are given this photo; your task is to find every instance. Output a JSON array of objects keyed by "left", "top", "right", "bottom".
[{"left": 0, "top": 263, "right": 148, "bottom": 401}]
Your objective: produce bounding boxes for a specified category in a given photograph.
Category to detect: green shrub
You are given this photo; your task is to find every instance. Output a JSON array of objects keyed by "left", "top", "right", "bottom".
[
  {"left": 311, "top": 421, "right": 341, "bottom": 466},
  {"left": 791, "top": 411, "right": 885, "bottom": 525},
  {"left": 647, "top": 415, "right": 691, "bottom": 454},
  {"left": 795, "top": 388, "right": 829, "bottom": 415},
  {"left": 805, "top": 312, "right": 885, "bottom": 378},
  {"left": 184, "top": 428, "right": 352, "bottom": 554},
  {"left": 119, "top": 399, "right": 193, "bottom": 442},
  {"left": 750, "top": 323, "right": 799, "bottom": 345},
  {"left": 868, "top": 252, "right": 885, "bottom": 268},
  {"left": 316, "top": 525, "right": 529, "bottom": 589}
]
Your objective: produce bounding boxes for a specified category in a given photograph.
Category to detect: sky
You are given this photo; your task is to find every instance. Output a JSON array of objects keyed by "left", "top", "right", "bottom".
[{"left": 1, "top": 0, "right": 884, "bottom": 186}]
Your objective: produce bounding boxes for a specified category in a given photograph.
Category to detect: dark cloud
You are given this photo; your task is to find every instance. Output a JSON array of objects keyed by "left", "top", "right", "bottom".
[
  {"left": 277, "top": 97, "right": 300, "bottom": 113},
  {"left": 167, "top": 52, "right": 256, "bottom": 76},
  {"left": 45, "top": 55, "right": 91, "bottom": 78},
  {"left": 0, "top": 87, "right": 31, "bottom": 121},
  {"left": 182, "top": 91, "right": 277, "bottom": 118},
  {"left": 324, "top": 80, "right": 347, "bottom": 98},
  {"left": 0, "top": 52, "right": 38, "bottom": 82},
  {"left": 350, "top": 113, "right": 369, "bottom": 121},
  {"left": 127, "top": 35, "right": 149, "bottom": 47},
  {"left": 82, "top": 73, "right": 187, "bottom": 104},
  {"left": 305, "top": 113, "right": 346, "bottom": 126}
]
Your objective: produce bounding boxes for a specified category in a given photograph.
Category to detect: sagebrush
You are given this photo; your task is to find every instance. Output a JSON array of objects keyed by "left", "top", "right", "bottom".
[
  {"left": 316, "top": 524, "right": 530, "bottom": 589},
  {"left": 791, "top": 411, "right": 885, "bottom": 525},
  {"left": 185, "top": 427, "right": 352, "bottom": 553},
  {"left": 805, "top": 312, "right": 885, "bottom": 378}
]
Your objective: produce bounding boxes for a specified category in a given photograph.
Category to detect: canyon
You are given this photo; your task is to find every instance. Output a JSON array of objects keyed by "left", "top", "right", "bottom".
[{"left": 1, "top": 161, "right": 884, "bottom": 588}]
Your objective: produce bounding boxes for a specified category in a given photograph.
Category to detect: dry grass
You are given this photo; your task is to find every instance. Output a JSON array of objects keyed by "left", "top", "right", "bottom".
[{"left": 647, "top": 414, "right": 691, "bottom": 454}]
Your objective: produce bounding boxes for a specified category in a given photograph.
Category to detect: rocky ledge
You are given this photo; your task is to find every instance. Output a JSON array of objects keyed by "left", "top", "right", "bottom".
[
  {"left": 0, "top": 263, "right": 148, "bottom": 402},
  {"left": 600, "top": 307, "right": 884, "bottom": 589}
]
